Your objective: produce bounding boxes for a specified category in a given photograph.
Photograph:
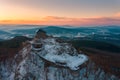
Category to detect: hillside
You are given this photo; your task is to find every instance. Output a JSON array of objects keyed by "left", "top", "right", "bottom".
[{"left": 0, "top": 29, "right": 119, "bottom": 80}]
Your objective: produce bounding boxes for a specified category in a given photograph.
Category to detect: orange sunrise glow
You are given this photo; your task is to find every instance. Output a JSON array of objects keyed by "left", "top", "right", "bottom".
[{"left": 0, "top": 0, "right": 120, "bottom": 26}]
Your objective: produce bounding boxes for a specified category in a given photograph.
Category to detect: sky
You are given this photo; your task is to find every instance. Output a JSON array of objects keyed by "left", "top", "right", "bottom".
[{"left": 0, "top": 0, "right": 120, "bottom": 26}]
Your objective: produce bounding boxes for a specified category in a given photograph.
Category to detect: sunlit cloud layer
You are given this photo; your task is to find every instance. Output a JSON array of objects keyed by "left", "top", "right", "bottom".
[{"left": 1, "top": 16, "right": 120, "bottom": 26}]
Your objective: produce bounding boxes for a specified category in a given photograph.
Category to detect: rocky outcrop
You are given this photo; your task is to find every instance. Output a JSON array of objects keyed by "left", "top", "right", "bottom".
[
  {"left": 0, "top": 29, "right": 119, "bottom": 80},
  {"left": 35, "top": 29, "right": 48, "bottom": 39}
]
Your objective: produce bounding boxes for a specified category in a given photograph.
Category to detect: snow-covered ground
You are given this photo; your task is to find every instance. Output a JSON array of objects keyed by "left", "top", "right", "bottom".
[
  {"left": 31, "top": 38, "right": 88, "bottom": 70},
  {"left": 44, "top": 53, "right": 88, "bottom": 70}
]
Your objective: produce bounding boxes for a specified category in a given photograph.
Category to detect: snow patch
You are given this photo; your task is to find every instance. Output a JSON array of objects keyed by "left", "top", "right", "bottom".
[
  {"left": 45, "top": 53, "right": 88, "bottom": 70},
  {"left": 33, "top": 38, "right": 88, "bottom": 70}
]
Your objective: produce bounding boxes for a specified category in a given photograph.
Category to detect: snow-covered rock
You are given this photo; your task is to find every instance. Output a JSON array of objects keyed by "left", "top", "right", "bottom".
[
  {"left": 31, "top": 38, "right": 88, "bottom": 70},
  {"left": 0, "top": 29, "right": 119, "bottom": 80}
]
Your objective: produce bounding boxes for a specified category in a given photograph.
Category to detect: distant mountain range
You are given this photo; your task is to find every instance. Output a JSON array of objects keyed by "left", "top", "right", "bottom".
[{"left": 0, "top": 25, "right": 120, "bottom": 46}]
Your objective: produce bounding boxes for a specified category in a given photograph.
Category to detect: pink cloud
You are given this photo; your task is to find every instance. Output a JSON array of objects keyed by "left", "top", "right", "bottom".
[
  {"left": 40, "top": 16, "right": 120, "bottom": 26},
  {"left": 0, "top": 16, "right": 120, "bottom": 26}
]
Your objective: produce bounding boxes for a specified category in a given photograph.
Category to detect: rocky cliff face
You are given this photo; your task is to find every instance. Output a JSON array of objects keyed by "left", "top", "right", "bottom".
[{"left": 0, "top": 29, "right": 119, "bottom": 80}]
